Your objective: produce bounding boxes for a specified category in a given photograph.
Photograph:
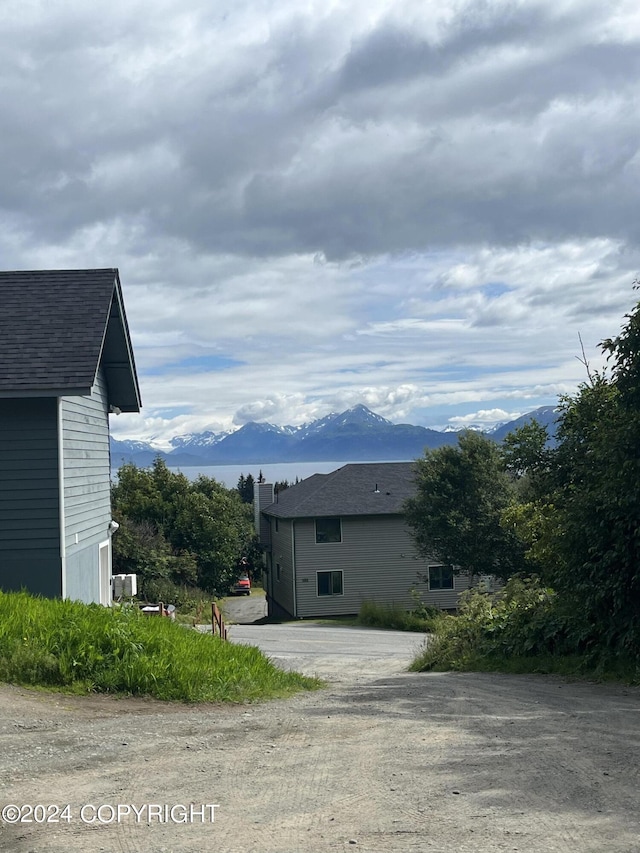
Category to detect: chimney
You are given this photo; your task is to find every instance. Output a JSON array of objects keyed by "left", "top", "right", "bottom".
[{"left": 254, "top": 481, "right": 275, "bottom": 546}]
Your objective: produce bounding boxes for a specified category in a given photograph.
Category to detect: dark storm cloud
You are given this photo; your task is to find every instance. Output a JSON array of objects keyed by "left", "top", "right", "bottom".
[{"left": 1, "top": 0, "right": 639, "bottom": 263}]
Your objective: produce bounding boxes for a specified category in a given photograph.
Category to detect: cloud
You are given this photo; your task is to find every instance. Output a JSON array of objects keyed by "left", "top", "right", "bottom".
[
  {"left": 3, "top": 0, "right": 640, "bottom": 259},
  {"left": 2, "top": 0, "right": 640, "bottom": 442},
  {"left": 448, "top": 408, "right": 524, "bottom": 427}
]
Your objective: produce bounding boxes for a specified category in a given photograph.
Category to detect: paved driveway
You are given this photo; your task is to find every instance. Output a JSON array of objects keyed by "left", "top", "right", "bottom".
[{"left": 228, "top": 622, "right": 425, "bottom": 681}]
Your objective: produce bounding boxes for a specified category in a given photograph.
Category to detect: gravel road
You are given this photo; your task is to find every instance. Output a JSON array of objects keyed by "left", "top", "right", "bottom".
[{"left": 0, "top": 620, "right": 639, "bottom": 853}]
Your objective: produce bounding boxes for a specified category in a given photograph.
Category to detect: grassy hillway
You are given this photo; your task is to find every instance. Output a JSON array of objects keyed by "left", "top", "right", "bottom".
[{"left": 0, "top": 591, "right": 318, "bottom": 702}]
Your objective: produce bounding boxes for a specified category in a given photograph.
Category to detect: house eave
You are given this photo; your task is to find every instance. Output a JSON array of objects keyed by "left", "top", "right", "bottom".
[
  {"left": 262, "top": 508, "right": 404, "bottom": 520},
  {"left": 0, "top": 387, "right": 92, "bottom": 399},
  {"left": 96, "top": 271, "right": 142, "bottom": 413}
]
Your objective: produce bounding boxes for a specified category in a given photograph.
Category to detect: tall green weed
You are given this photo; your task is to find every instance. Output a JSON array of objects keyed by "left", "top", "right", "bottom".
[
  {"left": 0, "top": 591, "right": 318, "bottom": 701},
  {"left": 410, "top": 576, "right": 575, "bottom": 672},
  {"left": 357, "top": 597, "right": 441, "bottom": 632}
]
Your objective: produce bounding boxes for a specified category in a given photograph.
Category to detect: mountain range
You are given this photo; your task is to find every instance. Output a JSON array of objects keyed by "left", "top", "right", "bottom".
[{"left": 110, "top": 404, "right": 559, "bottom": 468}]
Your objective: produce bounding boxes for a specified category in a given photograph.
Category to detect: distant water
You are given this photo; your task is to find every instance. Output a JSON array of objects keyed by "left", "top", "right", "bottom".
[
  {"left": 111, "top": 459, "right": 407, "bottom": 489},
  {"left": 111, "top": 460, "right": 381, "bottom": 488},
  {"left": 166, "top": 460, "right": 361, "bottom": 488}
]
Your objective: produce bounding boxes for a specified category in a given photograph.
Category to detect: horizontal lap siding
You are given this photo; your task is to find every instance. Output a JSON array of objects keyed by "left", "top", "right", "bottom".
[
  {"left": 269, "top": 519, "right": 296, "bottom": 617},
  {"left": 294, "top": 515, "right": 470, "bottom": 617},
  {"left": 61, "top": 371, "right": 111, "bottom": 553},
  {"left": 294, "top": 515, "right": 422, "bottom": 617},
  {"left": 425, "top": 569, "right": 471, "bottom": 609},
  {"left": 0, "top": 398, "right": 62, "bottom": 596}
]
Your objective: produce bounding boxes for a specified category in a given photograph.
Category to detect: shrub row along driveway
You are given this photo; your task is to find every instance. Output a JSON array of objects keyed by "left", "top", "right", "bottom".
[{"left": 0, "top": 623, "right": 638, "bottom": 852}]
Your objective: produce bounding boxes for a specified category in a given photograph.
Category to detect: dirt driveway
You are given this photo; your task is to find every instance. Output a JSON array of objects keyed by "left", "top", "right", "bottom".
[{"left": 0, "top": 620, "right": 639, "bottom": 853}]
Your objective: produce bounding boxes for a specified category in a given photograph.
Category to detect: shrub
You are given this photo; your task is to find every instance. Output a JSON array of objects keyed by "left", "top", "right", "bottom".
[
  {"left": 357, "top": 598, "right": 440, "bottom": 632},
  {"left": 410, "top": 575, "right": 573, "bottom": 671}
]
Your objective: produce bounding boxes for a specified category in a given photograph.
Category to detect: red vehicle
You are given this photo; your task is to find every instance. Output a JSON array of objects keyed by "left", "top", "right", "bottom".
[{"left": 233, "top": 574, "right": 251, "bottom": 596}]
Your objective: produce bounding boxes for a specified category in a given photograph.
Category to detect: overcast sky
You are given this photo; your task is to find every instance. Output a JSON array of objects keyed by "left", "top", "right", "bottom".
[{"left": 2, "top": 0, "right": 640, "bottom": 445}]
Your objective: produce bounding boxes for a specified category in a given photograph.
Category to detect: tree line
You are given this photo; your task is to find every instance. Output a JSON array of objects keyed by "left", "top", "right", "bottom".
[
  {"left": 112, "top": 459, "right": 260, "bottom": 602},
  {"left": 112, "top": 463, "right": 302, "bottom": 602},
  {"left": 236, "top": 473, "right": 301, "bottom": 504},
  {"left": 405, "top": 290, "right": 640, "bottom": 662}
]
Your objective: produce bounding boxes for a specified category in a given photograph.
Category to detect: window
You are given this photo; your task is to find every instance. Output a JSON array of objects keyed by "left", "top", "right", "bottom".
[
  {"left": 315, "top": 517, "right": 341, "bottom": 544},
  {"left": 317, "top": 570, "right": 343, "bottom": 596},
  {"left": 428, "top": 565, "right": 454, "bottom": 590},
  {"left": 276, "top": 563, "right": 281, "bottom": 581},
  {"left": 274, "top": 518, "right": 279, "bottom": 532}
]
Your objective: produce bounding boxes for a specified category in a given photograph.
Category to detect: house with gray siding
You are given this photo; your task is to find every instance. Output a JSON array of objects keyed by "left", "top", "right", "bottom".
[
  {"left": 0, "top": 269, "right": 141, "bottom": 604},
  {"left": 255, "top": 462, "right": 474, "bottom": 619}
]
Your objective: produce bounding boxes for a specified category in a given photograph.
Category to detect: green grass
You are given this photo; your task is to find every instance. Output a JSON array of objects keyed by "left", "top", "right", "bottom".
[
  {"left": 356, "top": 599, "right": 440, "bottom": 632},
  {"left": 0, "top": 591, "right": 320, "bottom": 702}
]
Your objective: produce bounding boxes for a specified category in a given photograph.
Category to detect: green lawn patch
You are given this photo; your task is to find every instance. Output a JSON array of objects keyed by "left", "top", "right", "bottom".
[{"left": 0, "top": 591, "right": 320, "bottom": 702}]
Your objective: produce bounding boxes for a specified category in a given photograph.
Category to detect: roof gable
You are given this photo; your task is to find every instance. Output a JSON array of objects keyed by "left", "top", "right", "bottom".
[
  {"left": 263, "top": 462, "right": 417, "bottom": 518},
  {"left": 0, "top": 269, "right": 141, "bottom": 411}
]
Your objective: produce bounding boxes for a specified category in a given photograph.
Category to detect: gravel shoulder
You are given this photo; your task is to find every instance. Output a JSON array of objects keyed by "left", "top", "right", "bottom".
[{"left": 0, "top": 620, "right": 639, "bottom": 853}]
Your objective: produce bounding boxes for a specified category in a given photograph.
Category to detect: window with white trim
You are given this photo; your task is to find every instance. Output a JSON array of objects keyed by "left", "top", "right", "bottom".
[
  {"left": 428, "top": 564, "right": 454, "bottom": 590},
  {"left": 315, "top": 517, "right": 341, "bottom": 543},
  {"left": 317, "top": 570, "right": 343, "bottom": 596}
]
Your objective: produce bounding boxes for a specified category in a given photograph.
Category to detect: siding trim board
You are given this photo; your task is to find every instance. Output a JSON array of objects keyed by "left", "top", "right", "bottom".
[
  {"left": 58, "top": 398, "right": 67, "bottom": 598},
  {"left": 292, "top": 520, "right": 297, "bottom": 618}
]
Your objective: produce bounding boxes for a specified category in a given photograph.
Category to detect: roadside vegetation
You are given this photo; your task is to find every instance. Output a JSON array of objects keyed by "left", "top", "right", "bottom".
[
  {"left": 410, "top": 577, "right": 637, "bottom": 682},
  {"left": 357, "top": 597, "right": 441, "bottom": 633},
  {"left": 0, "top": 591, "right": 319, "bottom": 702},
  {"left": 406, "top": 291, "right": 640, "bottom": 680}
]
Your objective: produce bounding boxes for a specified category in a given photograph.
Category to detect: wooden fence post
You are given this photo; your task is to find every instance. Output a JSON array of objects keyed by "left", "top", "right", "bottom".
[{"left": 211, "top": 602, "right": 227, "bottom": 640}]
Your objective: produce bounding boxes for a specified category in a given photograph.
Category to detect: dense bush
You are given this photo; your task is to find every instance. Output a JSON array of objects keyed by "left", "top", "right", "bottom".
[
  {"left": 410, "top": 577, "right": 578, "bottom": 672},
  {"left": 407, "top": 292, "right": 640, "bottom": 674},
  {"left": 112, "top": 458, "right": 257, "bottom": 597},
  {"left": 405, "top": 431, "right": 527, "bottom": 581}
]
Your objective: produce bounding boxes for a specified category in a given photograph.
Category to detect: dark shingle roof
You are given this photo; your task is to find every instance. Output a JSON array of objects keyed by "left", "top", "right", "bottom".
[
  {"left": 0, "top": 269, "right": 141, "bottom": 411},
  {"left": 263, "top": 462, "right": 418, "bottom": 518}
]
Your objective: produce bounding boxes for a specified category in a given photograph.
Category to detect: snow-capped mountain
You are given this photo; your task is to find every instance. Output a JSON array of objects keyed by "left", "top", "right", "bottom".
[
  {"left": 441, "top": 423, "right": 488, "bottom": 434},
  {"left": 109, "top": 404, "right": 560, "bottom": 466},
  {"left": 297, "top": 404, "right": 393, "bottom": 439},
  {"left": 170, "top": 429, "right": 232, "bottom": 450}
]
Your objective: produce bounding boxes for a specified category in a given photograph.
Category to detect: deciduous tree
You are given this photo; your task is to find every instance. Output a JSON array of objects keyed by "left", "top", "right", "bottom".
[{"left": 405, "top": 431, "right": 526, "bottom": 580}]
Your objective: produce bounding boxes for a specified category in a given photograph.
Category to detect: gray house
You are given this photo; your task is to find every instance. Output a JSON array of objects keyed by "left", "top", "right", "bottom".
[
  {"left": 0, "top": 269, "right": 141, "bottom": 604},
  {"left": 255, "top": 462, "right": 473, "bottom": 619}
]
